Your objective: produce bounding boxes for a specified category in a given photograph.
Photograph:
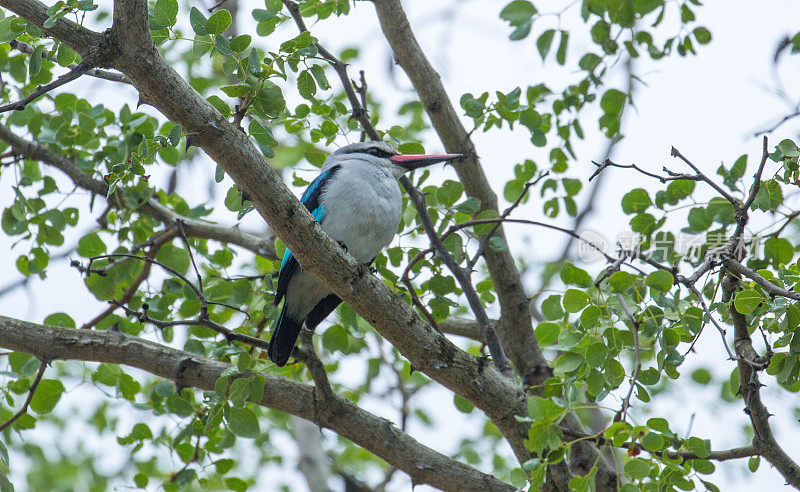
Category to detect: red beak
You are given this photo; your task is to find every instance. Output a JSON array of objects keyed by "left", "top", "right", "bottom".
[{"left": 389, "top": 153, "right": 462, "bottom": 170}]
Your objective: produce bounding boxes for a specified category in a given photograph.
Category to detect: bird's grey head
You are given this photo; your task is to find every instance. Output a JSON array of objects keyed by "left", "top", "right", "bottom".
[{"left": 328, "top": 141, "right": 461, "bottom": 179}]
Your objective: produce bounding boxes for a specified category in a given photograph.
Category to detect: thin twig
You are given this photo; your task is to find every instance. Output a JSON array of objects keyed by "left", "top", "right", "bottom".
[
  {"left": 400, "top": 247, "right": 440, "bottom": 331},
  {"left": 402, "top": 178, "right": 512, "bottom": 377},
  {"left": 0, "top": 359, "right": 47, "bottom": 432},
  {"left": 467, "top": 173, "right": 548, "bottom": 270},
  {"left": 670, "top": 146, "right": 741, "bottom": 207},
  {"left": 111, "top": 300, "right": 270, "bottom": 350},
  {"left": 615, "top": 294, "right": 640, "bottom": 422},
  {"left": 81, "top": 227, "right": 178, "bottom": 329},
  {"left": 176, "top": 220, "right": 208, "bottom": 317},
  {"left": 0, "top": 59, "right": 96, "bottom": 113},
  {"left": 281, "top": 0, "right": 380, "bottom": 141},
  {"left": 9, "top": 40, "right": 130, "bottom": 85}
]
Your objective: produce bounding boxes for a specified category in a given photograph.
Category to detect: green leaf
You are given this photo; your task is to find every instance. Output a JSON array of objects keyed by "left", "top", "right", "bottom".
[
  {"left": 189, "top": 7, "right": 207, "bottom": 35},
  {"left": 563, "top": 289, "right": 589, "bottom": 313},
  {"left": 600, "top": 89, "right": 626, "bottom": 114},
  {"left": 56, "top": 44, "right": 77, "bottom": 67},
  {"left": 687, "top": 207, "right": 712, "bottom": 232},
  {"left": 30, "top": 379, "right": 65, "bottom": 414},
  {"left": 152, "top": 0, "right": 178, "bottom": 28},
  {"left": 556, "top": 30, "right": 569, "bottom": 65},
  {"left": 764, "top": 237, "right": 793, "bottom": 266},
  {"left": 608, "top": 271, "right": 635, "bottom": 292},
  {"left": 645, "top": 270, "right": 673, "bottom": 293},
  {"left": 499, "top": 0, "right": 536, "bottom": 40},
  {"left": 43, "top": 312, "right": 75, "bottom": 328},
  {"left": 436, "top": 180, "right": 463, "bottom": 207},
  {"left": 535, "top": 322, "right": 559, "bottom": 346},
  {"left": 541, "top": 295, "right": 564, "bottom": 320},
  {"left": 77, "top": 232, "right": 106, "bottom": 257},
  {"left": 453, "top": 394, "right": 474, "bottom": 413},
  {"left": 297, "top": 70, "right": 316, "bottom": 100},
  {"left": 693, "top": 26, "right": 711, "bottom": 44},
  {"left": 134, "top": 473, "right": 148, "bottom": 488},
  {"left": 748, "top": 455, "right": 760, "bottom": 472},
  {"left": 155, "top": 243, "right": 191, "bottom": 275},
  {"left": 554, "top": 351, "right": 583, "bottom": 376},
  {"left": 0, "top": 17, "right": 25, "bottom": 43},
  {"left": 560, "top": 263, "right": 592, "bottom": 287},
  {"left": 206, "top": 9, "right": 232, "bottom": 35},
  {"left": 685, "top": 436, "right": 711, "bottom": 458},
  {"left": 454, "top": 197, "right": 481, "bottom": 215},
  {"left": 227, "top": 407, "right": 260, "bottom": 438},
  {"left": 734, "top": 289, "right": 764, "bottom": 314},
  {"left": 230, "top": 34, "right": 251, "bottom": 53},
  {"left": 624, "top": 458, "right": 651, "bottom": 479},
  {"left": 536, "top": 29, "right": 555, "bottom": 60},
  {"left": 621, "top": 188, "right": 651, "bottom": 214}
]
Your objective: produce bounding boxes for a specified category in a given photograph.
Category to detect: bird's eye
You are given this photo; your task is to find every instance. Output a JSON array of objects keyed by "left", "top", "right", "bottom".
[{"left": 366, "top": 148, "right": 379, "bottom": 156}]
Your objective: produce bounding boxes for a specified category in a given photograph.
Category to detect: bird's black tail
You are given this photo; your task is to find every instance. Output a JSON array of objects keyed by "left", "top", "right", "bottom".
[{"left": 268, "top": 307, "right": 303, "bottom": 367}]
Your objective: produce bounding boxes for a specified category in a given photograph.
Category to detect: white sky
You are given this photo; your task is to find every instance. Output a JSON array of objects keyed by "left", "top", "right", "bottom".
[{"left": 2, "top": 0, "right": 800, "bottom": 490}]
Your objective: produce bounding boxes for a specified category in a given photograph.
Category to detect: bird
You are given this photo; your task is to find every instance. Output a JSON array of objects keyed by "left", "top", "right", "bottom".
[{"left": 267, "top": 141, "right": 461, "bottom": 366}]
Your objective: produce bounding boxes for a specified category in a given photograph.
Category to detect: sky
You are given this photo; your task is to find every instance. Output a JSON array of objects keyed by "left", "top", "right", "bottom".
[{"left": 1, "top": 0, "right": 800, "bottom": 490}]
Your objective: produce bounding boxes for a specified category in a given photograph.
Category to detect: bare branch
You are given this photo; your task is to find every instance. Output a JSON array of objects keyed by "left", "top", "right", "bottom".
[
  {"left": 670, "top": 146, "right": 741, "bottom": 207},
  {"left": 0, "top": 315, "right": 515, "bottom": 491},
  {"left": 755, "top": 109, "right": 800, "bottom": 137}
]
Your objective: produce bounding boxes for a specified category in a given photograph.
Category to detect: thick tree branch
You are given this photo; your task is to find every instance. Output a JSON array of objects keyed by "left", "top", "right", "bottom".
[
  {"left": 0, "top": 0, "right": 104, "bottom": 54},
  {"left": 6, "top": 0, "right": 537, "bottom": 472},
  {"left": 0, "top": 315, "right": 514, "bottom": 491},
  {"left": 0, "top": 124, "right": 276, "bottom": 260},
  {"left": 722, "top": 274, "right": 800, "bottom": 489},
  {"left": 370, "top": 2, "right": 620, "bottom": 488}
]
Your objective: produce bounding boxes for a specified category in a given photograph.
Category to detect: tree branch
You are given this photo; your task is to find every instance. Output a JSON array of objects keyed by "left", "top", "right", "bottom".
[
  {"left": 0, "top": 59, "right": 96, "bottom": 113},
  {"left": 401, "top": 177, "right": 512, "bottom": 377},
  {"left": 9, "top": 40, "right": 131, "bottom": 85},
  {"left": 0, "top": 315, "right": 514, "bottom": 491},
  {"left": 0, "top": 124, "right": 276, "bottom": 260},
  {"left": 722, "top": 274, "right": 800, "bottom": 488},
  {"left": 0, "top": 0, "right": 104, "bottom": 54},
  {"left": 81, "top": 227, "right": 178, "bottom": 330},
  {"left": 371, "top": 0, "right": 552, "bottom": 394}
]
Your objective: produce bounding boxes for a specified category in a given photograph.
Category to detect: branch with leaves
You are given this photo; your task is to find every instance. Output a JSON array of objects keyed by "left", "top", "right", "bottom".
[{"left": 0, "top": 314, "right": 514, "bottom": 492}]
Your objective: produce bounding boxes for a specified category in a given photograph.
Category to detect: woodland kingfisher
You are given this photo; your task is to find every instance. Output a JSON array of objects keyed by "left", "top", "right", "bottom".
[{"left": 267, "top": 141, "right": 460, "bottom": 366}]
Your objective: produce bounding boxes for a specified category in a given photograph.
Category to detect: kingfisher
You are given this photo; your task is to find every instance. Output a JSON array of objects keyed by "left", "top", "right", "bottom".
[{"left": 267, "top": 141, "right": 460, "bottom": 366}]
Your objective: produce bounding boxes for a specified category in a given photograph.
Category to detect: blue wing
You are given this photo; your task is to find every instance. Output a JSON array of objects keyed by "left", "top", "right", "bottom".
[{"left": 274, "top": 165, "right": 341, "bottom": 305}]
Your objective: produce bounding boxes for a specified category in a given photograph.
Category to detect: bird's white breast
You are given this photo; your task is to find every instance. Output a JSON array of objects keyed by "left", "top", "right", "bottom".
[{"left": 319, "top": 161, "right": 402, "bottom": 264}]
